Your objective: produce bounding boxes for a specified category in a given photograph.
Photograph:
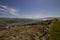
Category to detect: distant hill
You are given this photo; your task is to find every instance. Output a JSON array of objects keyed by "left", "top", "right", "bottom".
[
  {"left": 42, "top": 17, "right": 60, "bottom": 20},
  {"left": 0, "top": 18, "right": 42, "bottom": 24}
]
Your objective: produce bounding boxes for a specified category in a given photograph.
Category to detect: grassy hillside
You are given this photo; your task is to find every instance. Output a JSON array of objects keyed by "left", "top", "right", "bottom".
[
  {"left": 0, "top": 18, "right": 52, "bottom": 40},
  {"left": 50, "top": 19, "right": 60, "bottom": 40},
  {"left": 0, "top": 18, "right": 59, "bottom": 40},
  {"left": 0, "top": 25, "right": 45, "bottom": 40}
]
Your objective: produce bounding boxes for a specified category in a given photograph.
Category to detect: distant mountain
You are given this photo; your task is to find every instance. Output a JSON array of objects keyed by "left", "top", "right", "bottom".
[{"left": 42, "top": 17, "right": 60, "bottom": 20}]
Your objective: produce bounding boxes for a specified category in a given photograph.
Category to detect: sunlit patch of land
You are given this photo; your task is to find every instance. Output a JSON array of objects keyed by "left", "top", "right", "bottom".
[
  {"left": 0, "top": 18, "right": 60, "bottom": 40},
  {"left": 0, "top": 25, "right": 45, "bottom": 40}
]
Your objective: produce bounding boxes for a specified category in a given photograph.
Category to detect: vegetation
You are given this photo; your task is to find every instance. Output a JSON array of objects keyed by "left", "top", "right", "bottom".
[
  {"left": 0, "top": 18, "right": 34, "bottom": 24},
  {"left": 50, "top": 19, "right": 60, "bottom": 40},
  {"left": 0, "top": 24, "right": 45, "bottom": 40},
  {"left": 0, "top": 18, "right": 60, "bottom": 40}
]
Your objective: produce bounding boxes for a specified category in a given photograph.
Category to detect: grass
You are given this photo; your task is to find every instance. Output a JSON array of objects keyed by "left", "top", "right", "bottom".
[
  {"left": 50, "top": 19, "right": 60, "bottom": 40},
  {"left": 0, "top": 25, "right": 44, "bottom": 40},
  {"left": 0, "top": 19, "right": 51, "bottom": 40}
]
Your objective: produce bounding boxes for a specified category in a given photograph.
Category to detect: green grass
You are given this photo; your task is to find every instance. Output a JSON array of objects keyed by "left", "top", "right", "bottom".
[{"left": 50, "top": 20, "right": 60, "bottom": 40}]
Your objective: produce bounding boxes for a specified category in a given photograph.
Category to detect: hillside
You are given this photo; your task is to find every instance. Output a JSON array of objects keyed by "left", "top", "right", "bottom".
[
  {"left": 50, "top": 19, "right": 60, "bottom": 40},
  {"left": 0, "top": 18, "right": 60, "bottom": 40},
  {"left": 0, "top": 25, "right": 45, "bottom": 40}
]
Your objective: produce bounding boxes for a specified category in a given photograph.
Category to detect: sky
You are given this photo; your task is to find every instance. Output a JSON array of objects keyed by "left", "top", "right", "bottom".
[{"left": 0, "top": 0, "right": 60, "bottom": 19}]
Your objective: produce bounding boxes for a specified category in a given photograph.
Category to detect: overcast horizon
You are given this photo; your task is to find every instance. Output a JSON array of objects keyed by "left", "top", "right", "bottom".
[{"left": 0, "top": 0, "right": 60, "bottom": 19}]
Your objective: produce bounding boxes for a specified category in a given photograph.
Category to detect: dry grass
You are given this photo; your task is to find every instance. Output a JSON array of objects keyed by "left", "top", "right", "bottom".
[{"left": 0, "top": 25, "right": 44, "bottom": 40}]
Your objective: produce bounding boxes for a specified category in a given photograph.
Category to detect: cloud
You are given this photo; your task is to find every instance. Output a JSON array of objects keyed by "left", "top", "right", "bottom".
[
  {"left": 0, "top": 8, "right": 5, "bottom": 11},
  {"left": 0, "top": 5, "right": 7, "bottom": 9},
  {"left": 0, "top": 4, "right": 19, "bottom": 16}
]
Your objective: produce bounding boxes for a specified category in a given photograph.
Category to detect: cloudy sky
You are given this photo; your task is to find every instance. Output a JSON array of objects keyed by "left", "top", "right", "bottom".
[{"left": 0, "top": 0, "right": 60, "bottom": 19}]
